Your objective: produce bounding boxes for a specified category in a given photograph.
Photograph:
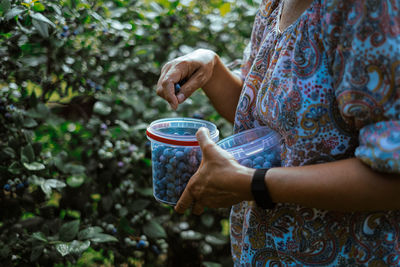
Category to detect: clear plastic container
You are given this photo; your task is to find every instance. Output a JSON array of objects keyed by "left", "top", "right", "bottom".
[
  {"left": 146, "top": 118, "right": 219, "bottom": 205},
  {"left": 217, "top": 127, "right": 281, "bottom": 169}
]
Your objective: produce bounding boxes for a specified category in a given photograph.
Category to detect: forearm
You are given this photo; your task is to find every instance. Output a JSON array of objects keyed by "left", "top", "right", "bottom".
[
  {"left": 265, "top": 158, "right": 400, "bottom": 211},
  {"left": 202, "top": 54, "right": 243, "bottom": 123}
]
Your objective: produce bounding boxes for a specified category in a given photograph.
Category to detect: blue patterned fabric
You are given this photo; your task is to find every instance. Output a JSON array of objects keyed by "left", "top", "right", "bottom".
[{"left": 231, "top": 0, "right": 400, "bottom": 265}]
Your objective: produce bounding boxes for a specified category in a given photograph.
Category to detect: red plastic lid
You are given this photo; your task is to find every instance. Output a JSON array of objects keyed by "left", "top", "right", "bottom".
[{"left": 146, "top": 118, "right": 219, "bottom": 146}]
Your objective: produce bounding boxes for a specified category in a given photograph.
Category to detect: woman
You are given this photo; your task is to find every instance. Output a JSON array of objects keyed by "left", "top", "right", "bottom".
[{"left": 157, "top": 0, "right": 400, "bottom": 265}]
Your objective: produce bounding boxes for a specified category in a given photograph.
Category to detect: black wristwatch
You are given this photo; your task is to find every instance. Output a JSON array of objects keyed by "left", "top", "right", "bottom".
[{"left": 251, "top": 168, "right": 276, "bottom": 209}]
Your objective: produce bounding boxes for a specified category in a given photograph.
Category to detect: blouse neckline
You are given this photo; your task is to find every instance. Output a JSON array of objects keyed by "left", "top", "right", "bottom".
[{"left": 275, "top": 0, "right": 317, "bottom": 36}]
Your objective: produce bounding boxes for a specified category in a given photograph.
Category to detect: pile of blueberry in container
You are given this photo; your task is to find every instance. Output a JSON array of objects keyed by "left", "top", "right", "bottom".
[
  {"left": 151, "top": 142, "right": 202, "bottom": 205},
  {"left": 236, "top": 149, "right": 280, "bottom": 169}
]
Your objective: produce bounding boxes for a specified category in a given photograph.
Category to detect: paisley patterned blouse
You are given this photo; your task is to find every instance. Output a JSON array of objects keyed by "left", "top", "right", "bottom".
[{"left": 231, "top": 0, "right": 400, "bottom": 266}]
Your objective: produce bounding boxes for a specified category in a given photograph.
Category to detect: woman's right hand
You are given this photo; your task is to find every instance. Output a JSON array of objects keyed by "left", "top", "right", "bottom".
[{"left": 156, "top": 49, "right": 217, "bottom": 110}]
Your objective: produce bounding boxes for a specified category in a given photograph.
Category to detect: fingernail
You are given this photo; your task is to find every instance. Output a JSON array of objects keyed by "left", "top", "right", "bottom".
[{"left": 177, "top": 94, "right": 185, "bottom": 103}]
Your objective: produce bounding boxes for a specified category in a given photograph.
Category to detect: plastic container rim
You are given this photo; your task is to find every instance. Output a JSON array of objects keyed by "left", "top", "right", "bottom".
[
  {"left": 217, "top": 126, "right": 280, "bottom": 153},
  {"left": 146, "top": 117, "right": 219, "bottom": 146}
]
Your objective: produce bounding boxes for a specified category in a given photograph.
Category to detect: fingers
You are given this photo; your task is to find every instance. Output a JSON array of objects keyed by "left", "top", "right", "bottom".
[
  {"left": 192, "top": 202, "right": 205, "bottom": 215},
  {"left": 156, "top": 68, "right": 180, "bottom": 110},
  {"left": 196, "top": 127, "right": 215, "bottom": 153},
  {"left": 175, "top": 69, "right": 207, "bottom": 104},
  {"left": 174, "top": 186, "right": 194, "bottom": 214}
]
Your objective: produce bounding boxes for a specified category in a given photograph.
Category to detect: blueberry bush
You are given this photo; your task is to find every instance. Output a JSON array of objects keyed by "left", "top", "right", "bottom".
[{"left": 0, "top": 0, "right": 258, "bottom": 265}]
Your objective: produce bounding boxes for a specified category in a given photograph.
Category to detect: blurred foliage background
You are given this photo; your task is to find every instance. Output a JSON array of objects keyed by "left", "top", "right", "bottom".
[{"left": 0, "top": 0, "right": 259, "bottom": 266}]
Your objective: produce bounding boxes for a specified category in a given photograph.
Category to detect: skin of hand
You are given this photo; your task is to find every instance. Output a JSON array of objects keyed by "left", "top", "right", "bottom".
[
  {"left": 175, "top": 127, "right": 255, "bottom": 215},
  {"left": 156, "top": 49, "right": 217, "bottom": 110},
  {"left": 156, "top": 49, "right": 243, "bottom": 122}
]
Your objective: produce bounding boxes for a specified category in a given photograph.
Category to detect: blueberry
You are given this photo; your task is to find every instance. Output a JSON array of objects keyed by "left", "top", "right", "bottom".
[
  {"left": 159, "top": 155, "right": 167, "bottom": 163},
  {"left": 240, "top": 159, "right": 253, "bottom": 168},
  {"left": 174, "top": 83, "right": 181, "bottom": 94},
  {"left": 165, "top": 173, "right": 174, "bottom": 182},
  {"left": 266, "top": 153, "right": 277, "bottom": 162},
  {"left": 183, "top": 147, "right": 192, "bottom": 155},
  {"left": 167, "top": 183, "right": 175, "bottom": 190},
  {"left": 163, "top": 148, "right": 172, "bottom": 157},
  {"left": 167, "top": 189, "right": 174, "bottom": 197},
  {"left": 165, "top": 164, "right": 173, "bottom": 173},
  {"left": 192, "top": 112, "right": 204, "bottom": 119},
  {"left": 137, "top": 240, "right": 146, "bottom": 249},
  {"left": 63, "top": 25, "right": 69, "bottom": 31},
  {"left": 262, "top": 161, "right": 272, "bottom": 169},
  {"left": 178, "top": 162, "right": 186, "bottom": 172},
  {"left": 152, "top": 245, "right": 161, "bottom": 255},
  {"left": 253, "top": 156, "right": 264, "bottom": 166},
  {"left": 3, "top": 184, "right": 10, "bottom": 191},
  {"left": 169, "top": 157, "right": 177, "bottom": 166},
  {"left": 175, "top": 151, "right": 184, "bottom": 160},
  {"left": 16, "top": 183, "right": 24, "bottom": 190}
]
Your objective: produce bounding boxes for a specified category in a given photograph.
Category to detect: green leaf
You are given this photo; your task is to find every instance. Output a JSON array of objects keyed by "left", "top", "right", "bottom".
[
  {"left": 55, "top": 243, "right": 69, "bottom": 257},
  {"left": 205, "top": 234, "right": 228, "bottom": 246},
  {"left": 0, "top": 0, "right": 10, "bottom": 13},
  {"left": 0, "top": 244, "right": 10, "bottom": 259},
  {"left": 22, "top": 144, "right": 35, "bottom": 163},
  {"left": 93, "top": 101, "right": 112, "bottom": 116},
  {"left": 202, "top": 262, "right": 222, "bottom": 267},
  {"left": 30, "top": 244, "right": 44, "bottom": 262},
  {"left": 45, "top": 179, "right": 66, "bottom": 189},
  {"left": 135, "top": 187, "right": 153, "bottom": 197},
  {"left": 219, "top": 2, "right": 231, "bottom": 16},
  {"left": 32, "top": 19, "right": 49, "bottom": 38},
  {"left": 30, "top": 12, "right": 55, "bottom": 27},
  {"left": 4, "top": 7, "right": 24, "bottom": 21},
  {"left": 201, "top": 214, "right": 215, "bottom": 228},
  {"left": 3, "top": 147, "right": 15, "bottom": 158},
  {"left": 143, "top": 220, "right": 166, "bottom": 239},
  {"left": 33, "top": 2, "right": 45, "bottom": 12},
  {"left": 31, "top": 232, "right": 47, "bottom": 243},
  {"left": 23, "top": 162, "right": 45, "bottom": 171},
  {"left": 8, "top": 161, "right": 21, "bottom": 174},
  {"left": 23, "top": 117, "right": 38, "bottom": 128},
  {"left": 59, "top": 220, "right": 80, "bottom": 242},
  {"left": 66, "top": 174, "right": 85, "bottom": 188},
  {"left": 55, "top": 240, "right": 90, "bottom": 256},
  {"left": 89, "top": 233, "right": 118, "bottom": 243},
  {"left": 129, "top": 199, "right": 150, "bottom": 212},
  {"left": 63, "top": 163, "right": 86, "bottom": 174},
  {"left": 180, "top": 230, "right": 203, "bottom": 240},
  {"left": 78, "top": 226, "right": 103, "bottom": 240},
  {"left": 69, "top": 240, "right": 90, "bottom": 254},
  {"left": 117, "top": 217, "right": 135, "bottom": 235}
]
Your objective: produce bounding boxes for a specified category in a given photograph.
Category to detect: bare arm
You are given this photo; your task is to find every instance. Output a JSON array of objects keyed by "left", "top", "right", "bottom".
[
  {"left": 156, "top": 49, "right": 243, "bottom": 123},
  {"left": 267, "top": 158, "right": 400, "bottom": 211},
  {"left": 202, "top": 54, "right": 243, "bottom": 123},
  {"left": 175, "top": 128, "right": 400, "bottom": 214}
]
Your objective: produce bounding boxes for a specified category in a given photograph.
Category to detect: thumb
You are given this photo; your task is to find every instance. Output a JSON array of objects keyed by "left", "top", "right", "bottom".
[{"left": 196, "top": 127, "right": 214, "bottom": 152}]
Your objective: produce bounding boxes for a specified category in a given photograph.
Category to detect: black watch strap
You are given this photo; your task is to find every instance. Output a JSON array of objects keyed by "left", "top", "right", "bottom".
[{"left": 251, "top": 168, "right": 276, "bottom": 209}]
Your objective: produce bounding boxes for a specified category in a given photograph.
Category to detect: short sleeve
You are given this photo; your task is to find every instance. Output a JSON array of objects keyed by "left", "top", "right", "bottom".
[{"left": 322, "top": 0, "right": 400, "bottom": 173}]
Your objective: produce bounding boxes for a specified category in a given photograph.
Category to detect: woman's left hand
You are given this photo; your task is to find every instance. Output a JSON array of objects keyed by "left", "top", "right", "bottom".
[{"left": 175, "top": 127, "right": 255, "bottom": 215}]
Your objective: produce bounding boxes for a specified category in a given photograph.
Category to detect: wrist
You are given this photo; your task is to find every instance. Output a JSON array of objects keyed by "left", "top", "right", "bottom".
[
  {"left": 230, "top": 164, "right": 255, "bottom": 202},
  {"left": 251, "top": 169, "right": 276, "bottom": 209}
]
